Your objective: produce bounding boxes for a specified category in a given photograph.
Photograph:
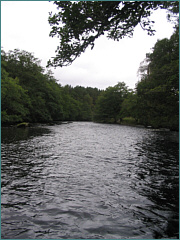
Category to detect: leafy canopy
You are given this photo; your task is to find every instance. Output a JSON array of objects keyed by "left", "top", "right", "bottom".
[
  {"left": 48, "top": 1, "right": 178, "bottom": 67},
  {"left": 94, "top": 82, "right": 130, "bottom": 123},
  {"left": 135, "top": 27, "right": 179, "bottom": 129},
  {"left": 1, "top": 49, "right": 102, "bottom": 123}
]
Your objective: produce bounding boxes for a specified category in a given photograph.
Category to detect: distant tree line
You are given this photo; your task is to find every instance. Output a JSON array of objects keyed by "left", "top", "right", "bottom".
[
  {"left": 1, "top": 49, "right": 101, "bottom": 124},
  {"left": 1, "top": 26, "right": 179, "bottom": 130}
]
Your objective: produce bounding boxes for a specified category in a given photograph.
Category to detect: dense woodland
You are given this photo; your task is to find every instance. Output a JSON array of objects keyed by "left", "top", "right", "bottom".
[
  {"left": 1, "top": 26, "right": 179, "bottom": 130},
  {"left": 1, "top": 50, "right": 101, "bottom": 123}
]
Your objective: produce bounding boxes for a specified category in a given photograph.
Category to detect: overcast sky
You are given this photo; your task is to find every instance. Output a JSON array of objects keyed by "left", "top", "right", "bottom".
[{"left": 1, "top": 1, "right": 175, "bottom": 90}]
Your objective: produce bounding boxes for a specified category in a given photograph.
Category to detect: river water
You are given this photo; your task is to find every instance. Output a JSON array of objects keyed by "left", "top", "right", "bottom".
[{"left": 1, "top": 122, "right": 179, "bottom": 239}]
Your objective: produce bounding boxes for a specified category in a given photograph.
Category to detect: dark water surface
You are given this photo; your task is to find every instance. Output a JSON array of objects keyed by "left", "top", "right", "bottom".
[{"left": 1, "top": 122, "right": 179, "bottom": 239}]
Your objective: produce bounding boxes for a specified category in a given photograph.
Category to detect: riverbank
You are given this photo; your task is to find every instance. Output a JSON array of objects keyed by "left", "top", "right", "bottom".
[
  {"left": 1, "top": 120, "right": 74, "bottom": 128},
  {"left": 2, "top": 118, "right": 179, "bottom": 132},
  {"left": 95, "top": 117, "right": 179, "bottom": 132}
]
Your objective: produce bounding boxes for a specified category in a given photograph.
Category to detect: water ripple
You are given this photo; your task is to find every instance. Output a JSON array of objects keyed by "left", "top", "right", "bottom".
[{"left": 1, "top": 122, "right": 179, "bottom": 239}]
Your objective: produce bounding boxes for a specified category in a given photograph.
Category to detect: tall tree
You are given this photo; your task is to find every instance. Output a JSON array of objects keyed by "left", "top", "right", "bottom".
[
  {"left": 1, "top": 49, "right": 64, "bottom": 123},
  {"left": 48, "top": 1, "right": 179, "bottom": 67},
  {"left": 136, "top": 26, "right": 179, "bottom": 130}
]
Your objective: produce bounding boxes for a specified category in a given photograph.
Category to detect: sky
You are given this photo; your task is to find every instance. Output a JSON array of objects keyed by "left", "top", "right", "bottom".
[{"left": 1, "top": 1, "right": 175, "bottom": 90}]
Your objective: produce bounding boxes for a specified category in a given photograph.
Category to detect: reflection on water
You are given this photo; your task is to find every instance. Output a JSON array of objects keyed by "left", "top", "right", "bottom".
[
  {"left": 131, "top": 132, "right": 179, "bottom": 239},
  {"left": 1, "top": 122, "right": 179, "bottom": 239},
  {"left": 1, "top": 125, "right": 51, "bottom": 144}
]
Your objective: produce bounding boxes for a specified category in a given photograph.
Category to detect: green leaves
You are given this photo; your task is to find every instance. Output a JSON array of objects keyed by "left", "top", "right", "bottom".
[
  {"left": 94, "top": 82, "right": 130, "bottom": 123},
  {"left": 1, "top": 69, "right": 30, "bottom": 123},
  {"left": 48, "top": 1, "right": 178, "bottom": 67},
  {"left": 2, "top": 30, "right": 178, "bottom": 131},
  {"left": 136, "top": 27, "right": 179, "bottom": 130},
  {"left": 1, "top": 49, "right": 101, "bottom": 124}
]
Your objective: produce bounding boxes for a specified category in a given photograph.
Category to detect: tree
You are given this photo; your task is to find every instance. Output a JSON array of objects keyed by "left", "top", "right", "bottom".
[
  {"left": 1, "top": 49, "right": 64, "bottom": 123},
  {"left": 94, "top": 82, "right": 130, "bottom": 123},
  {"left": 62, "top": 85, "right": 101, "bottom": 121},
  {"left": 2, "top": 49, "right": 44, "bottom": 85},
  {"left": 120, "top": 92, "right": 138, "bottom": 121},
  {"left": 44, "top": 78, "right": 64, "bottom": 121},
  {"left": 136, "top": 26, "right": 179, "bottom": 130},
  {"left": 1, "top": 49, "right": 103, "bottom": 124},
  {"left": 1, "top": 68, "right": 31, "bottom": 123},
  {"left": 48, "top": 1, "right": 179, "bottom": 67}
]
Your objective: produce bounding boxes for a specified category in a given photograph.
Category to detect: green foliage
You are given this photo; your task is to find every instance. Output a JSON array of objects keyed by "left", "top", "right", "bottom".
[
  {"left": 2, "top": 25, "right": 178, "bottom": 132},
  {"left": 61, "top": 85, "right": 101, "bottom": 121},
  {"left": 94, "top": 82, "right": 130, "bottom": 123},
  {"left": 121, "top": 117, "right": 137, "bottom": 125},
  {"left": 48, "top": 1, "right": 178, "bottom": 67},
  {"left": 136, "top": 27, "right": 179, "bottom": 130},
  {"left": 120, "top": 92, "right": 138, "bottom": 120},
  {"left": 1, "top": 68, "right": 30, "bottom": 123},
  {"left": 1, "top": 49, "right": 101, "bottom": 124}
]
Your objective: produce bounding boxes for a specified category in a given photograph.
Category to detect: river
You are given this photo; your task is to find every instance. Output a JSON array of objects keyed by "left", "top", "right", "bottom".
[{"left": 1, "top": 122, "right": 179, "bottom": 239}]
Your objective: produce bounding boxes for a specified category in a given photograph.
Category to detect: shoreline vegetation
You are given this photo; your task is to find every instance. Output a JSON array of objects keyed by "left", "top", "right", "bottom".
[
  {"left": 2, "top": 119, "right": 177, "bottom": 134},
  {"left": 1, "top": 27, "right": 178, "bottom": 131}
]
